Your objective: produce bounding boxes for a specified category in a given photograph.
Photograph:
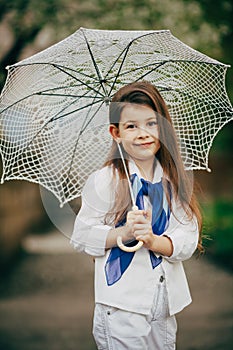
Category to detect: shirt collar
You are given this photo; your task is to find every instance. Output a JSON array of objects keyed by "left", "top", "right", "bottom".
[{"left": 128, "top": 157, "right": 163, "bottom": 183}]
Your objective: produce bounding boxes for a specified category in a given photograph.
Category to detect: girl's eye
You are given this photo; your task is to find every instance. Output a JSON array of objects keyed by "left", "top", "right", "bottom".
[
  {"left": 148, "top": 121, "right": 158, "bottom": 127},
  {"left": 126, "top": 124, "right": 136, "bottom": 129}
]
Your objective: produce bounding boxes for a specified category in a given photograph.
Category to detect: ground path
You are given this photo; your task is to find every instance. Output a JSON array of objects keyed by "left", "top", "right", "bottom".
[{"left": 0, "top": 231, "right": 232, "bottom": 350}]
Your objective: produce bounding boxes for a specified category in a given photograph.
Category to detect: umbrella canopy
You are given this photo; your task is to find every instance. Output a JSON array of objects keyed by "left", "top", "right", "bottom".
[{"left": 0, "top": 27, "right": 232, "bottom": 206}]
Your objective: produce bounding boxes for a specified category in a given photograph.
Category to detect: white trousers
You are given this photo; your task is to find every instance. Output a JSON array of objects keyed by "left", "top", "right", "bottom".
[{"left": 93, "top": 277, "right": 177, "bottom": 350}]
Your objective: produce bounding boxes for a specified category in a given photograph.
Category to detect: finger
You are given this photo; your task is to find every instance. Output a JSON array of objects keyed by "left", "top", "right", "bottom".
[
  {"left": 128, "top": 210, "right": 146, "bottom": 216},
  {"left": 127, "top": 214, "right": 146, "bottom": 225},
  {"left": 133, "top": 223, "right": 150, "bottom": 230},
  {"left": 132, "top": 216, "right": 150, "bottom": 225},
  {"left": 136, "top": 235, "right": 152, "bottom": 245},
  {"left": 134, "top": 228, "right": 149, "bottom": 237},
  {"left": 136, "top": 235, "right": 145, "bottom": 241},
  {"left": 145, "top": 209, "right": 152, "bottom": 221},
  {"left": 135, "top": 235, "right": 149, "bottom": 243}
]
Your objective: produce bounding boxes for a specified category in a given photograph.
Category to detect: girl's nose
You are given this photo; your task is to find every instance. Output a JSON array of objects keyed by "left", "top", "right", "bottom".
[{"left": 137, "top": 127, "right": 149, "bottom": 138}]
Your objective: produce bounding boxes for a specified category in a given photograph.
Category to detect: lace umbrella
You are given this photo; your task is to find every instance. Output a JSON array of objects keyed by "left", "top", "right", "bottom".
[{"left": 0, "top": 28, "right": 232, "bottom": 207}]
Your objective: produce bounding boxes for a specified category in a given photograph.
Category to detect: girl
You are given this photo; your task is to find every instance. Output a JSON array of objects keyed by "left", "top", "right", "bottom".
[{"left": 71, "top": 81, "right": 202, "bottom": 349}]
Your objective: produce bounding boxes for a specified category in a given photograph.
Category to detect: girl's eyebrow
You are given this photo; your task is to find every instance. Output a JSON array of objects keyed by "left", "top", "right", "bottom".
[
  {"left": 121, "top": 116, "right": 157, "bottom": 125},
  {"left": 121, "top": 120, "right": 136, "bottom": 125}
]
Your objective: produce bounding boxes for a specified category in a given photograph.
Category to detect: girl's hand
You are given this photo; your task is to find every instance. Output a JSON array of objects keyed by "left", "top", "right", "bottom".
[
  {"left": 130, "top": 209, "right": 157, "bottom": 250},
  {"left": 126, "top": 209, "right": 146, "bottom": 226},
  {"left": 126, "top": 209, "right": 155, "bottom": 250},
  {"left": 125, "top": 209, "right": 173, "bottom": 256}
]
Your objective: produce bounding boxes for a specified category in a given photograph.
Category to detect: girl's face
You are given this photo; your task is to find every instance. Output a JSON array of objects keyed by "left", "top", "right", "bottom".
[{"left": 110, "top": 104, "right": 160, "bottom": 164}]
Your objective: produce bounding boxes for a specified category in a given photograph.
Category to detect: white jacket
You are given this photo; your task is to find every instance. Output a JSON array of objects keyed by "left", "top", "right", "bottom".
[{"left": 71, "top": 160, "right": 199, "bottom": 316}]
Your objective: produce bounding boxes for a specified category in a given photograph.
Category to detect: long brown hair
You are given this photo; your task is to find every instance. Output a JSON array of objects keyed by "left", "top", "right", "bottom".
[{"left": 104, "top": 81, "right": 203, "bottom": 252}]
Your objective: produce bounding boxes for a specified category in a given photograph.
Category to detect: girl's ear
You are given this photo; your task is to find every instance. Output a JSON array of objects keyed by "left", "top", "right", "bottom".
[{"left": 109, "top": 124, "right": 120, "bottom": 143}]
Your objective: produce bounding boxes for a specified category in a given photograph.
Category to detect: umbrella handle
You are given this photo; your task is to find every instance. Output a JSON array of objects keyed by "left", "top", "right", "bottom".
[
  {"left": 117, "top": 237, "right": 144, "bottom": 252},
  {"left": 116, "top": 205, "right": 144, "bottom": 252}
]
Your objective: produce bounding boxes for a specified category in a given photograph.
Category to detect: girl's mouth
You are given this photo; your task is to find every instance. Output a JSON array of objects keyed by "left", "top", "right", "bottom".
[{"left": 135, "top": 142, "right": 154, "bottom": 147}]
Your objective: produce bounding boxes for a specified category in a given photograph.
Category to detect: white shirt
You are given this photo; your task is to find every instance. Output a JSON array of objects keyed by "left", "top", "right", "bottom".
[{"left": 71, "top": 160, "right": 199, "bottom": 316}]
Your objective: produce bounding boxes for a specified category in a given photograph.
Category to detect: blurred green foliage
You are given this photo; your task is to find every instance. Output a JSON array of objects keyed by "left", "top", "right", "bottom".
[
  {"left": 0, "top": 0, "right": 64, "bottom": 85},
  {"left": 211, "top": 120, "right": 233, "bottom": 156},
  {"left": 186, "top": 0, "right": 233, "bottom": 100},
  {"left": 202, "top": 199, "right": 233, "bottom": 271}
]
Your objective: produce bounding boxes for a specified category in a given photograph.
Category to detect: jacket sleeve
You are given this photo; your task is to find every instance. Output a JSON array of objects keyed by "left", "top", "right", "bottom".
[
  {"left": 70, "top": 167, "right": 114, "bottom": 257},
  {"left": 162, "top": 198, "right": 199, "bottom": 262}
]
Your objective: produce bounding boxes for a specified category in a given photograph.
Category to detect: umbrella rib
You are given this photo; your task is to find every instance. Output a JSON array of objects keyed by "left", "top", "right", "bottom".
[
  {"left": 36, "top": 82, "right": 96, "bottom": 95},
  {"left": 104, "top": 46, "right": 131, "bottom": 81},
  {"left": 82, "top": 30, "right": 108, "bottom": 96},
  {"left": 38, "top": 92, "right": 101, "bottom": 99},
  {"left": 78, "top": 90, "right": 103, "bottom": 134},
  {"left": 50, "top": 98, "right": 103, "bottom": 122},
  {"left": 3, "top": 97, "right": 104, "bottom": 177},
  {"left": 103, "top": 31, "right": 161, "bottom": 82},
  {"left": 35, "top": 80, "right": 103, "bottom": 100},
  {"left": 0, "top": 93, "right": 41, "bottom": 114},
  {"left": 106, "top": 57, "right": 226, "bottom": 84},
  {"left": 0, "top": 87, "right": 95, "bottom": 114},
  {"left": 106, "top": 58, "right": 227, "bottom": 81},
  {"left": 51, "top": 64, "right": 101, "bottom": 82},
  {"left": 78, "top": 101, "right": 105, "bottom": 132},
  {"left": 14, "top": 62, "right": 101, "bottom": 83},
  {"left": 52, "top": 64, "right": 105, "bottom": 97},
  {"left": 110, "top": 61, "right": 166, "bottom": 80},
  {"left": 108, "top": 45, "right": 132, "bottom": 97},
  {"left": 63, "top": 98, "right": 105, "bottom": 197},
  {"left": 105, "top": 31, "right": 168, "bottom": 94},
  {"left": 134, "top": 63, "right": 168, "bottom": 82},
  {"left": 47, "top": 88, "right": 101, "bottom": 122},
  {"left": 107, "top": 51, "right": 163, "bottom": 97}
]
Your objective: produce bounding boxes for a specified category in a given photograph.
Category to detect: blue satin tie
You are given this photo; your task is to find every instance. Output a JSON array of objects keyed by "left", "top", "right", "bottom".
[{"left": 105, "top": 173, "right": 171, "bottom": 286}]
